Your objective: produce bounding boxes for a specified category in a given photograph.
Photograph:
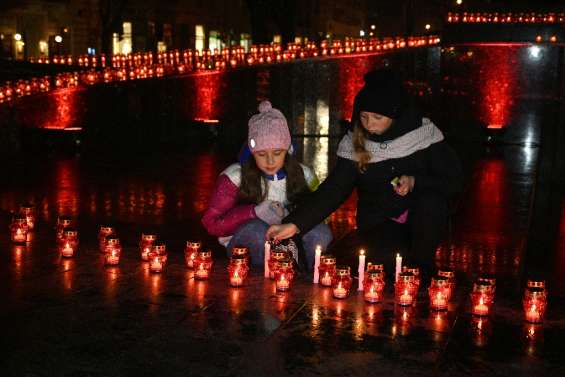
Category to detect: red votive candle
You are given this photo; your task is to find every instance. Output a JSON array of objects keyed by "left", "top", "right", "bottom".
[
  {"left": 477, "top": 275, "right": 496, "bottom": 295},
  {"left": 523, "top": 287, "right": 547, "bottom": 323},
  {"left": 332, "top": 266, "right": 352, "bottom": 299},
  {"left": 428, "top": 276, "right": 450, "bottom": 311},
  {"left": 104, "top": 236, "right": 121, "bottom": 255},
  {"left": 59, "top": 228, "right": 78, "bottom": 258},
  {"left": 228, "top": 256, "right": 249, "bottom": 287},
  {"left": 184, "top": 241, "right": 201, "bottom": 268},
  {"left": 149, "top": 252, "right": 165, "bottom": 273},
  {"left": 98, "top": 225, "right": 115, "bottom": 252},
  {"left": 194, "top": 250, "right": 213, "bottom": 280},
  {"left": 438, "top": 269, "right": 456, "bottom": 301},
  {"left": 56, "top": 216, "right": 73, "bottom": 242},
  {"left": 19, "top": 204, "right": 36, "bottom": 230},
  {"left": 274, "top": 259, "right": 294, "bottom": 292},
  {"left": 402, "top": 266, "right": 421, "bottom": 289},
  {"left": 395, "top": 272, "right": 417, "bottom": 306},
  {"left": 10, "top": 216, "right": 29, "bottom": 243},
  {"left": 470, "top": 281, "right": 495, "bottom": 316},
  {"left": 364, "top": 271, "right": 385, "bottom": 303},
  {"left": 104, "top": 247, "right": 121, "bottom": 266},
  {"left": 139, "top": 233, "right": 157, "bottom": 261},
  {"left": 232, "top": 246, "right": 250, "bottom": 265},
  {"left": 318, "top": 255, "right": 337, "bottom": 287},
  {"left": 269, "top": 251, "right": 289, "bottom": 280}
]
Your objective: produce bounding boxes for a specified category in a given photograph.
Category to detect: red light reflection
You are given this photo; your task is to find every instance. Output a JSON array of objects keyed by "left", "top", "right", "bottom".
[{"left": 192, "top": 72, "right": 222, "bottom": 122}]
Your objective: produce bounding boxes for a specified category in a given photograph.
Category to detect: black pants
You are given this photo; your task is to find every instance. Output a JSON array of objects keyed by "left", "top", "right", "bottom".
[{"left": 329, "top": 191, "right": 448, "bottom": 277}]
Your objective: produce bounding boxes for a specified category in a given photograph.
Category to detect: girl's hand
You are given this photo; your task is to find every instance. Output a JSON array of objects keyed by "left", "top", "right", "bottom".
[
  {"left": 266, "top": 223, "right": 299, "bottom": 241},
  {"left": 394, "top": 175, "right": 415, "bottom": 196}
]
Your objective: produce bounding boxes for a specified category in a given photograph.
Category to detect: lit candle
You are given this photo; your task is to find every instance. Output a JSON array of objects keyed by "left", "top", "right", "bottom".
[
  {"left": 429, "top": 276, "right": 449, "bottom": 311},
  {"left": 276, "top": 274, "right": 290, "bottom": 291},
  {"left": 105, "top": 249, "right": 120, "bottom": 265},
  {"left": 195, "top": 263, "right": 209, "bottom": 280},
  {"left": 230, "top": 269, "right": 244, "bottom": 287},
  {"left": 333, "top": 282, "right": 348, "bottom": 299},
  {"left": 473, "top": 297, "right": 489, "bottom": 316},
  {"left": 149, "top": 256, "right": 164, "bottom": 273},
  {"left": 364, "top": 285, "right": 381, "bottom": 303},
  {"left": 141, "top": 246, "right": 152, "bottom": 261},
  {"left": 62, "top": 242, "right": 74, "bottom": 257},
  {"left": 399, "top": 289, "right": 413, "bottom": 306},
  {"left": 523, "top": 287, "right": 546, "bottom": 323},
  {"left": 321, "top": 272, "right": 332, "bottom": 286},
  {"left": 432, "top": 292, "right": 447, "bottom": 310},
  {"left": 313, "top": 245, "right": 322, "bottom": 284},
  {"left": 395, "top": 253, "right": 402, "bottom": 282},
  {"left": 264, "top": 241, "right": 271, "bottom": 278},
  {"left": 358, "top": 249, "right": 366, "bottom": 291}
]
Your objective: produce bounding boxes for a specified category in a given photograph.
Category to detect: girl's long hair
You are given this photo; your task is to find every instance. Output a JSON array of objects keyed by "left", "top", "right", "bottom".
[
  {"left": 239, "top": 154, "right": 309, "bottom": 206},
  {"left": 352, "top": 120, "right": 372, "bottom": 172}
]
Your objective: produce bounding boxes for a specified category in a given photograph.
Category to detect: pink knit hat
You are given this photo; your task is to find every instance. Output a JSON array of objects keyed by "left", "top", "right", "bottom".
[{"left": 247, "top": 100, "right": 291, "bottom": 152}]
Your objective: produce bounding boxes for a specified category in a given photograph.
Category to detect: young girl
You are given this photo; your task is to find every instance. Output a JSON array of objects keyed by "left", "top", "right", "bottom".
[{"left": 202, "top": 100, "right": 332, "bottom": 268}]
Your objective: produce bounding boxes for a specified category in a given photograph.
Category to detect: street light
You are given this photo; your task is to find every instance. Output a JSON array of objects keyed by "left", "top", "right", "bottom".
[
  {"left": 456, "top": 0, "right": 463, "bottom": 5},
  {"left": 371, "top": 25, "right": 376, "bottom": 30},
  {"left": 360, "top": 30, "right": 365, "bottom": 37},
  {"left": 14, "top": 33, "right": 22, "bottom": 41},
  {"left": 425, "top": 24, "right": 431, "bottom": 30},
  {"left": 55, "top": 35, "right": 63, "bottom": 43}
]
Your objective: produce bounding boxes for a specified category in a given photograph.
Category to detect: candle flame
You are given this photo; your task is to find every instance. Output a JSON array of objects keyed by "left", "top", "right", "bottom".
[
  {"left": 360, "top": 249, "right": 365, "bottom": 256},
  {"left": 479, "top": 297, "right": 484, "bottom": 305},
  {"left": 17, "top": 229, "right": 22, "bottom": 234},
  {"left": 530, "top": 304, "right": 537, "bottom": 312},
  {"left": 234, "top": 269, "right": 239, "bottom": 279}
]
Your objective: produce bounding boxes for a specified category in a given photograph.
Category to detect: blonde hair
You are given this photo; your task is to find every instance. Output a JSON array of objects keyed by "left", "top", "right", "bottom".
[{"left": 352, "top": 122, "right": 372, "bottom": 172}]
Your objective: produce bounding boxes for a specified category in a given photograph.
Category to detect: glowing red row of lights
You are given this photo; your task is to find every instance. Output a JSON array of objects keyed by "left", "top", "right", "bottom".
[
  {"left": 1, "top": 36, "right": 439, "bottom": 105},
  {"left": 447, "top": 12, "right": 565, "bottom": 24}
]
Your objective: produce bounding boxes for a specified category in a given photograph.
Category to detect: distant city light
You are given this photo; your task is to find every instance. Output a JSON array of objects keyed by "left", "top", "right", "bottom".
[
  {"left": 371, "top": 25, "right": 376, "bottom": 30},
  {"left": 425, "top": 24, "right": 431, "bottom": 30},
  {"left": 360, "top": 30, "right": 365, "bottom": 37},
  {"left": 14, "top": 33, "right": 22, "bottom": 41},
  {"left": 55, "top": 35, "right": 63, "bottom": 43},
  {"left": 456, "top": 0, "right": 463, "bottom": 4}
]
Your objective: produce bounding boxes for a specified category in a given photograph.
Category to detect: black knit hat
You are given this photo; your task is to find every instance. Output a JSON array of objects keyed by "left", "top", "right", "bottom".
[{"left": 352, "top": 68, "right": 408, "bottom": 121}]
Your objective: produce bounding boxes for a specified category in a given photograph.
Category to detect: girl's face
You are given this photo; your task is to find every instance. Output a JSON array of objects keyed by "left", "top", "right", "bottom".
[
  {"left": 253, "top": 149, "right": 287, "bottom": 175},
  {"left": 360, "top": 111, "right": 393, "bottom": 135}
]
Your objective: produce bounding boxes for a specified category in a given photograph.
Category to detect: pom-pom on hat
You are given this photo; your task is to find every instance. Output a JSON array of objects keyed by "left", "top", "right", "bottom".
[
  {"left": 351, "top": 68, "right": 408, "bottom": 122},
  {"left": 247, "top": 100, "right": 291, "bottom": 152}
]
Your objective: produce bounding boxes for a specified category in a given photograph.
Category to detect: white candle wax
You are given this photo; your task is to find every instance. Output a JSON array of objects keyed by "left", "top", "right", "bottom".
[
  {"left": 313, "top": 245, "right": 322, "bottom": 284},
  {"left": 264, "top": 241, "right": 271, "bottom": 278},
  {"left": 395, "top": 253, "right": 402, "bottom": 282},
  {"left": 358, "top": 249, "right": 366, "bottom": 291}
]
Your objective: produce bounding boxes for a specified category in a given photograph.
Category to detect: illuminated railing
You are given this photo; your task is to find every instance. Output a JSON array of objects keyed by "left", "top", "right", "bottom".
[
  {"left": 447, "top": 12, "right": 565, "bottom": 24},
  {"left": 0, "top": 35, "right": 439, "bottom": 105}
]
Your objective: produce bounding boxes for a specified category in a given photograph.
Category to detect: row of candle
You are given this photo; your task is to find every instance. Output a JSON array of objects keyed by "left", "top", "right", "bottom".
[
  {"left": 447, "top": 12, "right": 565, "bottom": 24},
  {"left": 8, "top": 210, "right": 549, "bottom": 323},
  {"left": 0, "top": 35, "right": 439, "bottom": 105}
]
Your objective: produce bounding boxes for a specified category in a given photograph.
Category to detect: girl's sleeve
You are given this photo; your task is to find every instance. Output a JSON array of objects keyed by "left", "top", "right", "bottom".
[
  {"left": 285, "top": 157, "right": 358, "bottom": 234},
  {"left": 201, "top": 174, "right": 257, "bottom": 237}
]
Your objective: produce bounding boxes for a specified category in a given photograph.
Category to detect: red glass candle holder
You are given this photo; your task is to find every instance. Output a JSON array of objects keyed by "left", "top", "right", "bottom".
[
  {"left": 228, "top": 256, "right": 249, "bottom": 287},
  {"left": 232, "top": 246, "right": 250, "bottom": 265},
  {"left": 318, "top": 255, "right": 337, "bottom": 287},
  {"left": 402, "top": 266, "right": 420, "bottom": 289},
  {"left": 470, "top": 281, "right": 495, "bottom": 316},
  {"left": 367, "top": 262, "right": 384, "bottom": 274},
  {"left": 438, "top": 269, "right": 456, "bottom": 300},
  {"left": 477, "top": 275, "right": 496, "bottom": 295},
  {"left": 184, "top": 241, "right": 201, "bottom": 268},
  {"left": 99, "top": 225, "right": 115, "bottom": 252},
  {"left": 332, "top": 266, "right": 352, "bottom": 299},
  {"left": 527, "top": 279, "right": 546, "bottom": 290},
  {"left": 104, "top": 236, "right": 121, "bottom": 255},
  {"left": 269, "top": 251, "right": 289, "bottom": 280},
  {"left": 56, "top": 216, "right": 73, "bottom": 241},
  {"left": 395, "top": 272, "right": 417, "bottom": 306},
  {"left": 10, "top": 216, "right": 29, "bottom": 243},
  {"left": 19, "top": 204, "right": 36, "bottom": 230},
  {"left": 104, "top": 247, "right": 121, "bottom": 266},
  {"left": 139, "top": 233, "right": 157, "bottom": 261},
  {"left": 428, "top": 276, "right": 450, "bottom": 311},
  {"left": 194, "top": 250, "right": 213, "bottom": 280},
  {"left": 274, "top": 259, "right": 294, "bottom": 292},
  {"left": 152, "top": 243, "right": 168, "bottom": 263},
  {"left": 364, "top": 271, "right": 385, "bottom": 303},
  {"left": 148, "top": 252, "right": 166, "bottom": 273},
  {"left": 523, "top": 287, "right": 547, "bottom": 323},
  {"left": 59, "top": 228, "right": 79, "bottom": 258}
]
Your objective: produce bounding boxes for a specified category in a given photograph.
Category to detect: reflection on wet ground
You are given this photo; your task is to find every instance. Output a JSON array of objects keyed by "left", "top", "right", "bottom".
[{"left": 1, "top": 44, "right": 565, "bottom": 375}]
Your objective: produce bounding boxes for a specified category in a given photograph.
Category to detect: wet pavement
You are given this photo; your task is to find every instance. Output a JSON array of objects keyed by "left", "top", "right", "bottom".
[{"left": 2, "top": 44, "right": 565, "bottom": 376}]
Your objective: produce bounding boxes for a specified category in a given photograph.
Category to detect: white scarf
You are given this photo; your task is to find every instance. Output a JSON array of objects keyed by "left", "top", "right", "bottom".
[{"left": 337, "top": 118, "right": 444, "bottom": 163}]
